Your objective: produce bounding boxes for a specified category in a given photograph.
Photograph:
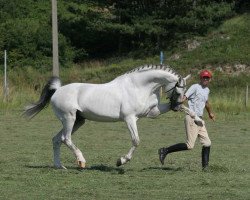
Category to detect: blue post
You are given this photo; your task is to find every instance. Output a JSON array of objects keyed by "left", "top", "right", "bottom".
[{"left": 160, "top": 51, "right": 164, "bottom": 65}]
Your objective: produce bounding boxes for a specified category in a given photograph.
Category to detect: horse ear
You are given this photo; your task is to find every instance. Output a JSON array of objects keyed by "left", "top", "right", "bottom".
[{"left": 183, "top": 74, "right": 191, "bottom": 82}]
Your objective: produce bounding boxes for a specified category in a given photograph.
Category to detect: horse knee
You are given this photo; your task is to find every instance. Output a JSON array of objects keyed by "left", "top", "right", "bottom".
[
  {"left": 132, "top": 138, "right": 140, "bottom": 147},
  {"left": 63, "top": 138, "right": 72, "bottom": 146}
]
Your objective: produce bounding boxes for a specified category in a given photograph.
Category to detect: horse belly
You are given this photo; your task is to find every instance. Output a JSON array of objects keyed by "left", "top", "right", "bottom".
[
  {"left": 79, "top": 92, "right": 122, "bottom": 122},
  {"left": 81, "top": 111, "right": 121, "bottom": 122}
]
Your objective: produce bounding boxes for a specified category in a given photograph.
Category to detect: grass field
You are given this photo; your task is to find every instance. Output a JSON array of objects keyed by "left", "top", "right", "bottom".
[{"left": 0, "top": 109, "right": 249, "bottom": 199}]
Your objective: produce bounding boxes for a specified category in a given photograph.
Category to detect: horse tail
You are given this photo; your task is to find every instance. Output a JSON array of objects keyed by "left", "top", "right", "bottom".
[{"left": 23, "top": 76, "right": 62, "bottom": 119}]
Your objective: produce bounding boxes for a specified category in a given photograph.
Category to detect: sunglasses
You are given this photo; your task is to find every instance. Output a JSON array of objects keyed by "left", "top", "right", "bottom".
[{"left": 202, "top": 76, "right": 210, "bottom": 80}]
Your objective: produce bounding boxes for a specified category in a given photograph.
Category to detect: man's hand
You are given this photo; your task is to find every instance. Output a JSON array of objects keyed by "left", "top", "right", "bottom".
[{"left": 209, "top": 113, "right": 215, "bottom": 121}]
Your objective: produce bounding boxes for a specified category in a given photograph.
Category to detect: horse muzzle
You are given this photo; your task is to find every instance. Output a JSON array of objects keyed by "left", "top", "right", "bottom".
[{"left": 171, "top": 102, "right": 182, "bottom": 112}]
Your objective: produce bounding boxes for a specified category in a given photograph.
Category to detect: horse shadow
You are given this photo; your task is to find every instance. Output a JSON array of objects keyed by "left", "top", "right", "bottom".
[
  {"left": 86, "top": 164, "right": 126, "bottom": 174},
  {"left": 25, "top": 164, "right": 126, "bottom": 174},
  {"left": 26, "top": 164, "right": 186, "bottom": 174}
]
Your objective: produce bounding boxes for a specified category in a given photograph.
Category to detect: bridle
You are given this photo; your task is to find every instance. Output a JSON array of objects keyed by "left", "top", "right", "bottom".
[
  {"left": 165, "top": 81, "right": 186, "bottom": 109},
  {"left": 165, "top": 82, "right": 185, "bottom": 94}
]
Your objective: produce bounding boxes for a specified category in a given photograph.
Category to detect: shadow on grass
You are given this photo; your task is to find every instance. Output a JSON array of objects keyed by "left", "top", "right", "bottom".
[
  {"left": 141, "top": 166, "right": 184, "bottom": 172},
  {"left": 26, "top": 163, "right": 230, "bottom": 173},
  {"left": 141, "top": 165, "right": 230, "bottom": 173},
  {"left": 25, "top": 164, "right": 126, "bottom": 174},
  {"left": 86, "top": 164, "right": 125, "bottom": 174},
  {"left": 25, "top": 165, "right": 55, "bottom": 169},
  {"left": 202, "top": 165, "right": 229, "bottom": 173}
]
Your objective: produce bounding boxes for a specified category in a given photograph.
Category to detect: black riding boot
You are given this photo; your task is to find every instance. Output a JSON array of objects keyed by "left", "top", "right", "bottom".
[
  {"left": 158, "top": 143, "right": 188, "bottom": 165},
  {"left": 202, "top": 146, "right": 210, "bottom": 170}
]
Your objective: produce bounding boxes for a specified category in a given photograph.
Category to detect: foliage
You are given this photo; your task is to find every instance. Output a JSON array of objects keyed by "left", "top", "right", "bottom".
[
  {"left": 0, "top": 0, "right": 74, "bottom": 70},
  {"left": 0, "top": 0, "right": 237, "bottom": 68}
]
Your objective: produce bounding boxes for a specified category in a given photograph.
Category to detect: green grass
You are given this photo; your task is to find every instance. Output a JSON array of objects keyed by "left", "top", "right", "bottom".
[{"left": 0, "top": 109, "right": 249, "bottom": 199}]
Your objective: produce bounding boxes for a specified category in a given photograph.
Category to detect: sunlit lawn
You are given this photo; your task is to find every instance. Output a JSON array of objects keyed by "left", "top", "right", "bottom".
[{"left": 0, "top": 109, "right": 249, "bottom": 199}]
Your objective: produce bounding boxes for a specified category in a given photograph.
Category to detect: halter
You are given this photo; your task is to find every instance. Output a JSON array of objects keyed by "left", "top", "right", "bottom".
[{"left": 166, "top": 81, "right": 186, "bottom": 109}]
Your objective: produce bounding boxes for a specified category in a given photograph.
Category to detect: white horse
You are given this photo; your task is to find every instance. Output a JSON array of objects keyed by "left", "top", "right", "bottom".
[{"left": 24, "top": 64, "right": 202, "bottom": 169}]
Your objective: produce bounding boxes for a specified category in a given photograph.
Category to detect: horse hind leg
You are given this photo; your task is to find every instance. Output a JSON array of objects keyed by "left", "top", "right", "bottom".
[
  {"left": 52, "top": 129, "right": 65, "bottom": 169},
  {"left": 52, "top": 110, "right": 86, "bottom": 169},
  {"left": 72, "top": 110, "right": 86, "bottom": 169},
  {"left": 72, "top": 110, "right": 85, "bottom": 133}
]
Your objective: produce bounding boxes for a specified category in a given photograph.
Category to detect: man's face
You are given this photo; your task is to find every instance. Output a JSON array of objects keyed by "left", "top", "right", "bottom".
[{"left": 200, "top": 76, "right": 211, "bottom": 87}]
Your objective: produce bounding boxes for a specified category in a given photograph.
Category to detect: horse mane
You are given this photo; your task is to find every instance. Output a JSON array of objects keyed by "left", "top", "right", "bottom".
[{"left": 125, "top": 64, "right": 180, "bottom": 78}]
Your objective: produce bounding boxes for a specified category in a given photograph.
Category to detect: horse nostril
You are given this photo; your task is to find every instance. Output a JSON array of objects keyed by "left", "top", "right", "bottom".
[{"left": 171, "top": 104, "right": 181, "bottom": 112}]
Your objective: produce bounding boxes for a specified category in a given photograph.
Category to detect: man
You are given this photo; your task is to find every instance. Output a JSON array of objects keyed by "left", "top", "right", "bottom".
[{"left": 158, "top": 70, "right": 215, "bottom": 170}]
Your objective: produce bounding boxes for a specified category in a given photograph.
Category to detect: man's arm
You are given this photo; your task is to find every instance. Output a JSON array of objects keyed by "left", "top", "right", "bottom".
[{"left": 205, "top": 101, "right": 215, "bottom": 121}]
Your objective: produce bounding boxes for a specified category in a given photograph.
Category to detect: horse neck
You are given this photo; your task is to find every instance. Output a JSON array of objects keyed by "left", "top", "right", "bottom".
[{"left": 130, "top": 69, "right": 178, "bottom": 91}]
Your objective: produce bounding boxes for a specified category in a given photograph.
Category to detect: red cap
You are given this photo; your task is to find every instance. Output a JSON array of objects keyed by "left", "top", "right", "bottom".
[{"left": 200, "top": 70, "right": 212, "bottom": 78}]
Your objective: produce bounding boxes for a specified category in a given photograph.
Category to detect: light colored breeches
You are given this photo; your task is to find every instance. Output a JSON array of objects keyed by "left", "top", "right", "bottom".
[{"left": 184, "top": 115, "right": 211, "bottom": 149}]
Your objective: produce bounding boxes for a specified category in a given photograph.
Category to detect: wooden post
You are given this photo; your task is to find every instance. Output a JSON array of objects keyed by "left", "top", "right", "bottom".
[
  {"left": 52, "top": 0, "right": 59, "bottom": 77},
  {"left": 160, "top": 51, "right": 164, "bottom": 97}
]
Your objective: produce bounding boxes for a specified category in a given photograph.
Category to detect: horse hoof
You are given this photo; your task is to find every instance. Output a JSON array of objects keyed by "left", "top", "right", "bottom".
[
  {"left": 77, "top": 161, "right": 86, "bottom": 169},
  {"left": 116, "top": 158, "right": 122, "bottom": 167}
]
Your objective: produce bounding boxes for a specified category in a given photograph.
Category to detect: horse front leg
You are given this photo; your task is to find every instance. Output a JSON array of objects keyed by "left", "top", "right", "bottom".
[
  {"left": 146, "top": 103, "right": 171, "bottom": 118},
  {"left": 117, "top": 116, "right": 139, "bottom": 167}
]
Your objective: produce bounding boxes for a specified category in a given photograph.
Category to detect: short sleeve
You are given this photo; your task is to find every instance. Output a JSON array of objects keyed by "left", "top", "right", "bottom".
[
  {"left": 206, "top": 88, "right": 210, "bottom": 101},
  {"left": 185, "top": 84, "right": 197, "bottom": 99}
]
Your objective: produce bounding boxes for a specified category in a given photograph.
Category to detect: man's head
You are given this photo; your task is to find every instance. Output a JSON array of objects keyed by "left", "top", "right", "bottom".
[{"left": 200, "top": 70, "right": 212, "bottom": 87}]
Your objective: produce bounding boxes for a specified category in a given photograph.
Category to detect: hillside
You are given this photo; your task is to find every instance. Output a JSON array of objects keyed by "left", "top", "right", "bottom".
[
  {"left": 169, "top": 13, "right": 250, "bottom": 73},
  {"left": 59, "top": 13, "right": 250, "bottom": 85},
  {"left": 0, "top": 13, "right": 250, "bottom": 111}
]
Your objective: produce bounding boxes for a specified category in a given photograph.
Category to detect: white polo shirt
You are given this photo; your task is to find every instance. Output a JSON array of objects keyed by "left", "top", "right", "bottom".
[{"left": 185, "top": 83, "right": 210, "bottom": 117}]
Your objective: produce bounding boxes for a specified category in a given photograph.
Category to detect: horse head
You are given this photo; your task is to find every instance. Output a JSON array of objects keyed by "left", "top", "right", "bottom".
[{"left": 165, "top": 74, "right": 191, "bottom": 111}]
